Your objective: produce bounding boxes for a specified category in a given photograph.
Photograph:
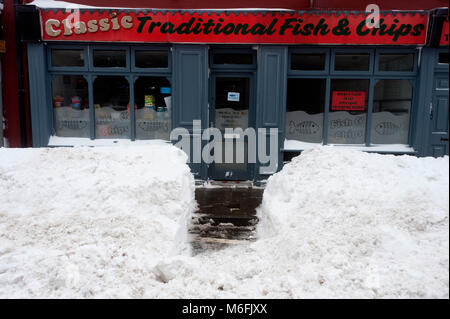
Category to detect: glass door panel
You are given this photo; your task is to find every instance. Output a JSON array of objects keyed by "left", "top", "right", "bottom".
[{"left": 211, "top": 76, "right": 253, "bottom": 180}]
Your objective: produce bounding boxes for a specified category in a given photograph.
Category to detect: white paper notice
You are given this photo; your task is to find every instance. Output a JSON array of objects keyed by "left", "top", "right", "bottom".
[{"left": 227, "top": 92, "right": 240, "bottom": 102}]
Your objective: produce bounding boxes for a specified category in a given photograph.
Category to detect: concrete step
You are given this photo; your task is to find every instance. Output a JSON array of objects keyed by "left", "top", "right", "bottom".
[
  {"left": 195, "top": 187, "right": 264, "bottom": 216},
  {"left": 189, "top": 185, "right": 263, "bottom": 254},
  {"left": 189, "top": 225, "right": 256, "bottom": 241},
  {"left": 193, "top": 215, "right": 259, "bottom": 226}
]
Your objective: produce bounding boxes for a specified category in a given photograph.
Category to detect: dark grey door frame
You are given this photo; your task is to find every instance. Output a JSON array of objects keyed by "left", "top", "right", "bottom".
[
  {"left": 208, "top": 71, "right": 257, "bottom": 181},
  {"left": 428, "top": 70, "right": 449, "bottom": 156}
]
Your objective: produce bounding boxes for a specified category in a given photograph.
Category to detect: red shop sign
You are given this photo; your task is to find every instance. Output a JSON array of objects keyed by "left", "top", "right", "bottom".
[
  {"left": 332, "top": 91, "right": 366, "bottom": 111},
  {"left": 440, "top": 18, "right": 449, "bottom": 46},
  {"left": 40, "top": 10, "right": 428, "bottom": 45}
]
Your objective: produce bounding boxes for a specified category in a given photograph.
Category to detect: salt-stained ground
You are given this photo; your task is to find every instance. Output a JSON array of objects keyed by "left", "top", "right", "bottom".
[{"left": 0, "top": 145, "right": 448, "bottom": 298}]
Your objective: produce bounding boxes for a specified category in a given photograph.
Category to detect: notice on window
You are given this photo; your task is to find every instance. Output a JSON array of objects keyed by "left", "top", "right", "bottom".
[
  {"left": 331, "top": 91, "right": 366, "bottom": 111},
  {"left": 227, "top": 92, "right": 240, "bottom": 102},
  {"left": 215, "top": 108, "right": 248, "bottom": 130},
  {"left": 160, "top": 87, "right": 171, "bottom": 94}
]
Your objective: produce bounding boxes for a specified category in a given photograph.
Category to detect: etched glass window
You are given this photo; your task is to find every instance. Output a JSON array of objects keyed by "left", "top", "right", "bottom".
[
  {"left": 52, "top": 75, "right": 89, "bottom": 137},
  {"left": 372, "top": 79, "right": 412, "bottom": 144},
  {"left": 285, "top": 78, "right": 325, "bottom": 143},
  {"left": 328, "top": 79, "right": 369, "bottom": 144},
  {"left": 94, "top": 76, "right": 130, "bottom": 139},
  {"left": 134, "top": 77, "right": 171, "bottom": 140}
]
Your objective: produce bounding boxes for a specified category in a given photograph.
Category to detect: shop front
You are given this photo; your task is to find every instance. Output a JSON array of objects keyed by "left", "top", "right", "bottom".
[{"left": 20, "top": 3, "right": 449, "bottom": 182}]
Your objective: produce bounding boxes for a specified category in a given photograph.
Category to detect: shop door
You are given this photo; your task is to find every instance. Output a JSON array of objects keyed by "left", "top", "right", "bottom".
[
  {"left": 209, "top": 74, "right": 255, "bottom": 180},
  {"left": 428, "top": 72, "right": 449, "bottom": 157}
]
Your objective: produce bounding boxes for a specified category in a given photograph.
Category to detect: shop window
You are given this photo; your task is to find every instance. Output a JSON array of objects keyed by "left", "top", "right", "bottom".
[
  {"left": 134, "top": 77, "right": 172, "bottom": 140},
  {"left": 93, "top": 50, "right": 127, "bottom": 68},
  {"left": 379, "top": 54, "right": 414, "bottom": 72},
  {"left": 94, "top": 76, "right": 130, "bottom": 139},
  {"left": 291, "top": 54, "right": 326, "bottom": 71},
  {"left": 285, "top": 78, "right": 325, "bottom": 143},
  {"left": 438, "top": 52, "right": 449, "bottom": 64},
  {"left": 51, "top": 49, "right": 85, "bottom": 67},
  {"left": 328, "top": 79, "right": 369, "bottom": 144},
  {"left": 334, "top": 53, "right": 370, "bottom": 71},
  {"left": 213, "top": 53, "right": 254, "bottom": 65},
  {"left": 52, "top": 75, "right": 89, "bottom": 137},
  {"left": 372, "top": 80, "right": 412, "bottom": 144},
  {"left": 135, "top": 50, "right": 168, "bottom": 68}
]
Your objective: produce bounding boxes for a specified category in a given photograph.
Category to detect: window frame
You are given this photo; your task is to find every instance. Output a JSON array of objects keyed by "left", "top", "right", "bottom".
[
  {"left": 326, "top": 76, "right": 372, "bottom": 146},
  {"left": 89, "top": 45, "right": 130, "bottom": 72},
  {"left": 285, "top": 47, "right": 419, "bottom": 147},
  {"left": 374, "top": 48, "right": 418, "bottom": 76},
  {"left": 331, "top": 48, "right": 374, "bottom": 75},
  {"left": 49, "top": 73, "right": 91, "bottom": 138},
  {"left": 47, "top": 44, "right": 89, "bottom": 72},
  {"left": 47, "top": 44, "right": 173, "bottom": 141},
  {"left": 370, "top": 77, "right": 417, "bottom": 146},
  {"left": 436, "top": 47, "right": 450, "bottom": 70},
  {"left": 131, "top": 46, "right": 172, "bottom": 73},
  {"left": 91, "top": 74, "right": 133, "bottom": 139},
  {"left": 288, "top": 48, "right": 330, "bottom": 75},
  {"left": 284, "top": 76, "right": 327, "bottom": 144},
  {"left": 209, "top": 48, "right": 257, "bottom": 70},
  {"left": 131, "top": 74, "right": 173, "bottom": 140}
]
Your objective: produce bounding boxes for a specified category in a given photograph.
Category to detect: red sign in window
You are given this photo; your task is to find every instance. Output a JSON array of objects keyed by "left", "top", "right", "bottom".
[
  {"left": 331, "top": 91, "right": 366, "bottom": 111},
  {"left": 440, "top": 18, "right": 449, "bottom": 46}
]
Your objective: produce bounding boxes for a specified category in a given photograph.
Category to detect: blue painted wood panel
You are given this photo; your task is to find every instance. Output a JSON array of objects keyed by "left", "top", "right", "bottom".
[
  {"left": 173, "top": 45, "right": 208, "bottom": 131},
  {"left": 256, "top": 46, "right": 288, "bottom": 179},
  {"left": 27, "top": 43, "right": 52, "bottom": 147},
  {"left": 172, "top": 45, "right": 209, "bottom": 179}
]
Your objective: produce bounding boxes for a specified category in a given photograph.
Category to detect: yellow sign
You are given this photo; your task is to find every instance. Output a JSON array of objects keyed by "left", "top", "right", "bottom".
[{"left": 0, "top": 40, "right": 5, "bottom": 53}]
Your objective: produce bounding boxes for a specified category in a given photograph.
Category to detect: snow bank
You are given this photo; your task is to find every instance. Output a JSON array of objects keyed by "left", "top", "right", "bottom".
[
  {"left": 257, "top": 146, "right": 449, "bottom": 298},
  {"left": 29, "top": 0, "right": 98, "bottom": 9},
  {"left": 0, "top": 145, "right": 195, "bottom": 298},
  {"left": 0, "top": 145, "right": 447, "bottom": 298},
  {"left": 148, "top": 147, "right": 448, "bottom": 298},
  {"left": 28, "top": 0, "right": 295, "bottom": 10}
]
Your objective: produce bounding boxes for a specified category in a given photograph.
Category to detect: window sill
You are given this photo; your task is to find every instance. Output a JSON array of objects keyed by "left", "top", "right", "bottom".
[
  {"left": 48, "top": 136, "right": 171, "bottom": 147},
  {"left": 283, "top": 139, "right": 416, "bottom": 154}
]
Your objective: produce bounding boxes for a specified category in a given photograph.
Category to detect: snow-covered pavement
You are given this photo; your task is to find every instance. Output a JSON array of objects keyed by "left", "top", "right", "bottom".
[
  {"left": 0, "top": 145, "right": 448, "bottom": 298},
  {"left": 0, "top": 145, "right": 195, "bottom": 298}
]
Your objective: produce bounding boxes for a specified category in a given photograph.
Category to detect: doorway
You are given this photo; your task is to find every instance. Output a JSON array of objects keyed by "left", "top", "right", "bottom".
[
  {"left": 209, "top": 73, "right": 256, "bottom": 180},
  {"left": 428, "top": 70, "right": 449, "bottom": 156}
]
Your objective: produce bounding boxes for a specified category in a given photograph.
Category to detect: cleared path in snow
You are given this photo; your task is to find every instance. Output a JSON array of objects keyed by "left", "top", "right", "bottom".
[{"left": 189, "top": 185, "right": 263, "bottom": 254}]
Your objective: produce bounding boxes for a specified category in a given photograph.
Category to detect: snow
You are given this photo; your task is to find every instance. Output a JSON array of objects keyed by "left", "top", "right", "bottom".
[
  {"left": 255, "top": 146, "right": 449, "bottom": 298},
  {"left": 29, "top": 0, "right": 98, "bottom": 9},
  {"left": 28, "top": 0, "right": 295, "bottom": 11},
  {"left": 48, "top": 135, "right": 172, "bottom": 147},
  {"left": 284, "top": 139, "right": 416, "bottom": 153},
  {"left": 0, "top": 145, "right": 195, "bottom": 298},
  {"left": 152, "top": 146, "right": 448, "bottom": 298},
  {"left": 0, "top": 145, "right": 448, "bottom": 298}
]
